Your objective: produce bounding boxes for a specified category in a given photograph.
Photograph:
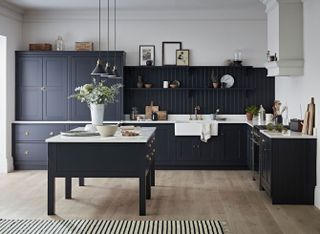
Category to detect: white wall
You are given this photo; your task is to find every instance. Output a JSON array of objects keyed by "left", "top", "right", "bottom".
[
  {"left": 21, "top": 5, "right": 267, "bottom": 67},
  {"left": 0, "top": 3, "right": 23, "bottom": 173},
  {"left": 274, "top": 0, "right": 320, "bottom": 208}
]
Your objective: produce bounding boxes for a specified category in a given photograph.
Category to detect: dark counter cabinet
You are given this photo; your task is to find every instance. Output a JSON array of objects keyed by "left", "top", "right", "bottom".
[{"left": 259, "top": 134, "right": 316, "bottom": 204}]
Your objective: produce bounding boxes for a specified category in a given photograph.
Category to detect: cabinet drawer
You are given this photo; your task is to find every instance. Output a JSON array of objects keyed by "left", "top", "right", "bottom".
[
  {"left": 14, "top": 143, "right": 47, "bottom": 162},
  {"left": 14, "top": 124, "right": 66, "bottom": 141}
]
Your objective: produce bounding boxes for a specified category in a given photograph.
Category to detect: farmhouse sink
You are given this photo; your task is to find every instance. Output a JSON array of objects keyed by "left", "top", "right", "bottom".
[{"left": 174, "top": 120, "right": 218, "bottom": 136}]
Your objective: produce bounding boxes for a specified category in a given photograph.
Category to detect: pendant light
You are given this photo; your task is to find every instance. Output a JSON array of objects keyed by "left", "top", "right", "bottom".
[
  {"left": 111, "top": 0, "right": 119, "bottom": 77},
  {"left": 91, "top": 0, "right": 106, "bottom": 76}
]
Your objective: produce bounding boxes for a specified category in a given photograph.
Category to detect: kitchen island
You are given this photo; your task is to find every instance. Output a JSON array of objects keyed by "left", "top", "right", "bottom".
[{"left": 45, "top": 127, "right": 156, "bottom": 216}]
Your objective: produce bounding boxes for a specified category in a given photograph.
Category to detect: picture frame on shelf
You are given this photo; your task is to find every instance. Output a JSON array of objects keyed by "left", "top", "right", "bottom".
[
  {"left": 162, "top": 41, "right": 182, "bottom": 66},
  {"left": 139, "top": 45, "right": 155, "bottom": 66},
  {"left": 176, "top": 49, "right": 190, "bottom": 66}
]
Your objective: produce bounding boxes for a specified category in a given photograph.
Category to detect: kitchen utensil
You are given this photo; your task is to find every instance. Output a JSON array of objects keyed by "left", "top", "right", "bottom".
[
  {"left": 151, "top": 111, "right": 158, "bottom": 121},
  {"left": 156, "top": 111, "right": 168, "bottom": 120},
  {"left": 220, "top": 74, "right": 234, "bottom": 88},
  {"left": 163, "top": 81, "right": 169, "bottom": 88},
  {"left": 307, "top": 97, "right": 315, "bottom": 135},
  {"left": 170, "top": 84, "right": 177, "bottom": 88},
  {"left": 145, "top": 101, "right": 159, "bottom": 119},
  {"left": 144, "top": 83, "right": 152, "bottom": 88},
  {"left": 96, "top": 124, "right": 118, "bottom": 137},
  {"left": 289, "top": 119, "right": 303, "bottom": 132},
  {"left": 130, "top": 107, "right": 139, "bottom": 120},
  {"left": 302, "top": 111, "right": 309, "bottom": 134}
]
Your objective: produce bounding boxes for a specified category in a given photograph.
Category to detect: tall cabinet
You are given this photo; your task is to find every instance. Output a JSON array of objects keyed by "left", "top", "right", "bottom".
[{"left": 14, "top": 51, "right": 125, "bottom": 169}]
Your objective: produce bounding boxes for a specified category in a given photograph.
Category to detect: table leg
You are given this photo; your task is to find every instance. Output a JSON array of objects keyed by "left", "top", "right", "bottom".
[
  {"left": 151, "top": 157, "right": 155, "bottom": 186},
  {"left": 65, "top": 177, "right": 72, "bottom": 199},
  {"left": 139, "top": 175, "right": 146, "bottom": 216},
  {"left": 146, "top": 171, "right": 151, "bottom": 200},
  {"left": 79, "top": 177, "right": 85, "bottom": 186},
  {"left": 48, "top": 172, "right": 55, "bottom": 215}
]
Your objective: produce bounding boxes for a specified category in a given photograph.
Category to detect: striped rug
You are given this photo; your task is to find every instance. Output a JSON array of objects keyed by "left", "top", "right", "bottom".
[{"left": 0, "top": 219, "right": 228, "bottom": 234}]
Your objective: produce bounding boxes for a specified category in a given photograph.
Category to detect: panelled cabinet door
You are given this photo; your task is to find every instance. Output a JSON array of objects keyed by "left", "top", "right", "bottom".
[
  {"left": 16, "top": 56, "right": 43, "bottom": 120},
  {"left": 43, "top": 57, "right": 68, "bottom": 120},
  {"left": 70, "top": 56, "right": 96, "bottom": 120}
]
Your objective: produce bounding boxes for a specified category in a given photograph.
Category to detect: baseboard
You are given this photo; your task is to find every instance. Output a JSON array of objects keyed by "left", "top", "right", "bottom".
[{"left": 315, "top": 186, "right": 320, "bottom": 209}]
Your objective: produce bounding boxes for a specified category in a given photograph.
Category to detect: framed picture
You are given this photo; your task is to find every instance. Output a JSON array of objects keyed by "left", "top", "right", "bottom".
[
  {"left": 139, "top": 45, "right": 155, "bottom": 66},
  {"left": 162, "top": 41, "right": 182, "bottom": 66},
  {"left": 176, "top": 49, "right": 190, "bottom": 66}
]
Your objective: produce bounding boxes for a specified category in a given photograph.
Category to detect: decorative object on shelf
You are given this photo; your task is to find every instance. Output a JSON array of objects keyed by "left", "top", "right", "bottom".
[
  {"left": 75, "top": 42, "right": 93, "bottom": 51},
  {"left": 29, "top": 43, "right": 52, "bottom": 51},
  {"left": 130, "top": 107, "right": 139, "bottom": 120},
  {"left": 146, "top": 60, "right": 153, "bottom": 66},
  {"left": 137, "top": 75, "right": 144, "bottom": 88},
  {"left": 245, "top": 105, "right": 258, "bottom": 121},
  {"left": 145, "top": 101, "right": 159, "bottom": 119},
  {"left": 258, "top": 105, "right": 266, "bottom": 122},
  {"left": 69, "top": 79, "right": 122, "bottom": 125},
  {"left": 151, "top": 111, "right": 158, "bottom": 121},
  {"left": 156, "top": 111, "right": 168, "bottom": 120},
  {"left": 272, "top": 100, "right": 287, "bottom": 124},
  {"left": 144, "top": 83, "right": 152, "bottom": 88},
  {"left": 55, "top": 36, "right": 65, "bottom": 51},
  {"left": 233, "top": 48, "right": 242, "bottom": 66},
  {"left": 210, "top": 71, "right": 220, "bottom": 88},
  {"left": 289, "top": 119, "right": 303, "bottom": 132},
  {"left": 220, "top": 74, "right": 234, "bottom": 88},
  {"left": 162, "top": 41, "right": 182, "bottom": 65},
  {"left": 176, "top": 49, "right": 190, "bottom": 66},
  {"left": 171, "top": 80, "right": 181, "bottom": 87},
  {"left": 139, "top": 45, "right": 155, "bottom": 66},
  {"left": 96, "top": 124, "right": 118, "bottom": 137},
  {"left": 163, "top": 81, "right": 169, "bottom": 88},
  {"left": 91, "top": 0, "right": 106, "bottom": 76},
  {"left": 169, "top": 83, "right": 177, "bottom": 89}
]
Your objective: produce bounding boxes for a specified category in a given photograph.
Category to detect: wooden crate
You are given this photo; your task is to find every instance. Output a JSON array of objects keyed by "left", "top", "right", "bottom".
[
  {"left": 75, "top": 42, "right": 94, "bottom": 51},
  {"left": 29, "top": 43, "right": 52, "bottom": 51}
]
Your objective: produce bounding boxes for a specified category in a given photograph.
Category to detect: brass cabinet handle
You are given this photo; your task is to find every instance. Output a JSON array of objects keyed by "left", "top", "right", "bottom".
[
  {"left": 49, "top": 132, "right": 54, "bottom": 136},
  {"left": 262, "top": 139, "right": 265, "bottom": 143},
  {"left": 197, "top": 145, "right": 200, "bottom": 148},
  {"left": 148, "top": 144, "right": 152, "bottom": 148},
  {"left": 146, "top": 155, "right": 151, "bottom": 161},
  {"left": 24, "top": 150, "right": 29, "bottom": 156},
  {"left": 152, "top": 149, "right": 155, "bottom": 153},
  {"left": 25, "top": 131, "right": 30, "bottom": 136}
]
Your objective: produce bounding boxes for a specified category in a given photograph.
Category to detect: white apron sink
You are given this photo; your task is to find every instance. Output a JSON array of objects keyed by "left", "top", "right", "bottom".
[{"left": 174, "top": 120, "right": 218, "bottom": 136}]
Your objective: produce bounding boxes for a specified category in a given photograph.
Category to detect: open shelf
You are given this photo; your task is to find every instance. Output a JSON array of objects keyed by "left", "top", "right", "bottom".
[{"left": 125, "top": 88, "right": 254, "bottom": 91}]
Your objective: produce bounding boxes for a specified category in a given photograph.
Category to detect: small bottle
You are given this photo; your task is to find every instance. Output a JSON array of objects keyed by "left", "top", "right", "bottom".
[
  {"left": 151, "top": 111, "right": 158, "bottom": 121},
  {"left": 55, "top": 36, "right": 64, "bottom": 51},
  {"left": 258, "top": 105, "right": 266, "bottom": 122},
  {"left": 130, "top": 107, "right": 138, "bottom": 120}
]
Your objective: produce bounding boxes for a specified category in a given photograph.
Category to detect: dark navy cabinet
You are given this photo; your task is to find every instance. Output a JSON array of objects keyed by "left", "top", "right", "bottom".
[{"left": 246, "top": 125, "right": 253, "bottom": 170}]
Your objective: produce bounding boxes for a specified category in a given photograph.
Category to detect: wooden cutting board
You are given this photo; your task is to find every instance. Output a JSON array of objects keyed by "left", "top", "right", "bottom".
[
  {"left": 145, "top": 101, "right": 159, "bottom": 119},
  {"left": 307, "top": 97, "right": 315, "bottom": 135},
  {"left": 156, "top": 111, "right": 168, "bottom": 120},
  {"left": 302, "top": 110, "right": 309, "bottom": 135}
]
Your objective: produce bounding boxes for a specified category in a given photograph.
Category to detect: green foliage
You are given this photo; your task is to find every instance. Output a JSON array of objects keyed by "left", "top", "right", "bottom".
[
  {"left": 69, "top": 79, "right": 122, "bottom": 105},
  {"left": 245, "top": 105, "right": 259, "bottom": 116}
]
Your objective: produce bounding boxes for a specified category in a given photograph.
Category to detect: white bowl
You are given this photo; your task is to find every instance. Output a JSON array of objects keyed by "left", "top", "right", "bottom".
[{"left": 96, "top": 125, "right": 118, "bottom": 137}]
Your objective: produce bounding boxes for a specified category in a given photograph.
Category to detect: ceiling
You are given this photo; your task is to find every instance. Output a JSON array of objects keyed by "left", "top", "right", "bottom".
[{"left": 4, "top": 0, "right": 262, "bottom": 11}]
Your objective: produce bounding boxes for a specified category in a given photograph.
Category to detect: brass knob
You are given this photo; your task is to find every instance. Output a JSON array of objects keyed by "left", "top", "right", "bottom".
[
  {"left": 153, "top": 137, "right": 155, "bottom": 141},
  {"left": 146, "top": 155, "right": 151, "bottom": 161},
  {"left": 193, "top": 145, "right": 195, "bottom": 148},
  {"left": 24, "top": 150, "right": 29, "bottom": 156},
  {"left": 148, "top": 144, "right": 152, "bottom": 148},
  {"left": 25, "top": 131, "right": 30, "bottom": 136},
  {"left": 153, "top": 149, "right": 155, "bottom": 153},
  {"left": 49, "top": 132, "right": 54, "bottom": 136},
  {"left": 262, "top": 139, "right": 265, "bottom": 143}
]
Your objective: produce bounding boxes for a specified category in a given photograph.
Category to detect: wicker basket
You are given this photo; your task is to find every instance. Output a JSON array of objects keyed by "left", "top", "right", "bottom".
[
  {"left": 29, "top": 43, "right": 52, "bottom": 51},
  {"left": 75, "top": 42, "right": 94, "bottom": 51}
]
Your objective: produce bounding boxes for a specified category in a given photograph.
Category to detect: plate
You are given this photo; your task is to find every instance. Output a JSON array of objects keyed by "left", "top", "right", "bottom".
[
  {"left": 171, "top": 80, "right": 181, "bottom": 87},
  {"left": 220, "top": 74, "right": 234, "bottom": 88}
]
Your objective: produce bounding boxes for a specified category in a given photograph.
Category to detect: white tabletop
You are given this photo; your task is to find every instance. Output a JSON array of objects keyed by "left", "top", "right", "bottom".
[
  {"left": 260, "top": 130, "right": 317, "bottom": 139},
  {"left": 45, "top": 127, "right": 156, "bottom": 143}
]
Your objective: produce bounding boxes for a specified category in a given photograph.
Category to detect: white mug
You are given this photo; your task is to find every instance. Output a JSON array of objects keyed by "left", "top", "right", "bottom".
[{"left": 163, "top": 81, "right": 169, "bottom": 88}]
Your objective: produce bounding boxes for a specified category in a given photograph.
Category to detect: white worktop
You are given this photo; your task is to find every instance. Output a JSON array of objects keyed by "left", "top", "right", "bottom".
[
  {"left": 260, "top": 130, "right": 317, "bottom": 139},
  {"left": 45, "top": 127, "right": 156, "bottom": 143}
]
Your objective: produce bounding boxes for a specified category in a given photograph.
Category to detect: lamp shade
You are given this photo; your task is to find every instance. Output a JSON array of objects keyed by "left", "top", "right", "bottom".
[{"left": 91, "top": 59, "right": 106, "bottom": 75}]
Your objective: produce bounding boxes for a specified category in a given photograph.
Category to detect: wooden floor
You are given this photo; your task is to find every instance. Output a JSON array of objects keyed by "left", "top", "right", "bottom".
[{"left": 1, "top": 170, "right": 320, "bottom": 234}]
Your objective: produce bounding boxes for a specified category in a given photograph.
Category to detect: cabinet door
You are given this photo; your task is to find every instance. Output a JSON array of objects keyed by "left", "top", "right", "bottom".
[
  {"left": 218, "top": 124, "right": 247, "bottom": 166},
  {"left": 260, "top": 136, "right": 272, "bottom": 194},
  {"left": 246, "top": 126, "right": 253, "bottom": 170},
  {"left": 16, "top": 56, "right": 43, "bottom": 120},
  {"left": 43, "top": 57, "right": 68, "bottom": 120},
  {"left": 176, "top": 137, "right": 199, "bottom": 165},
  {"left": 70, "top": 56, "right": 96, "bottom": 120}
]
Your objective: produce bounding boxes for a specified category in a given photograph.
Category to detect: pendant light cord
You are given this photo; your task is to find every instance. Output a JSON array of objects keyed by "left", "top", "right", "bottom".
[
  {"left": 107, "top": 0, "right": 110, "bottom": 51},
  {"left": 98, "top": 0, "right": 101, "bottom": 58},
  {"left": 114, "top": 0, "right": 116, "bottom": 51}
]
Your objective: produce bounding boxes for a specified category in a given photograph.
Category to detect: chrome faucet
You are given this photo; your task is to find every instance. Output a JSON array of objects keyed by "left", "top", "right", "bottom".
[
  {"left": 213, "top": 108, "right": 220, "bottom": 120},
  {"left": 194, "top": 105, "right": 201, "bottom": 120}
]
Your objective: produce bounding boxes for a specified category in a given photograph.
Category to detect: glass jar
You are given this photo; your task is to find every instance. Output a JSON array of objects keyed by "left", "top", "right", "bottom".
[
  {"left": 130, "top": 107, "right": 139, "bottom": 120},
  {"left": 55, "top": 36, "right": 64, "bottom": 51}
]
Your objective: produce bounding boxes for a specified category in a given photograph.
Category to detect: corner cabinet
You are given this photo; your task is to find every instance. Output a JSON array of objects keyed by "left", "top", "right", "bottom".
[
  {"left": 259, "top": 133, "right": 316, "bottom": 204},
  {"left": 15, "top": 51, "right": 126, "bottom": 121}
]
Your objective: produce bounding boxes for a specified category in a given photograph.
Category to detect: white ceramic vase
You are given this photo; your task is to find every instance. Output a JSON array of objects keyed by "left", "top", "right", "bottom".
[{"left": 90, "top": 104, "right": 105, "bottom": 126}]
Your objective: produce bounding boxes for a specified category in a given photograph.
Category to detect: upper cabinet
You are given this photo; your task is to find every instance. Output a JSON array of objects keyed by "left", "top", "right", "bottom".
[{"left": 260, "top": 0, "right": 304, "bottom": 77}]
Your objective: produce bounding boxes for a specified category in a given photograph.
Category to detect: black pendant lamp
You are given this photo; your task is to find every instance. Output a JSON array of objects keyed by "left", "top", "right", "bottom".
[{"left": 91, "top": 0, "right": 106, "bottom": 76}]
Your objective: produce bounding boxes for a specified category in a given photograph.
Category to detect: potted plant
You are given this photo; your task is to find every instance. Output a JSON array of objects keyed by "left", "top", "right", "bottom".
[
  {"left": 69, "top": 79, "right": 122, "bottom": 125},
  {"left": 245, "top": 105, "right": 258, "bottom": 121},
  {"left": 210, "top": 71, "right": 220, "bottom": 88}
]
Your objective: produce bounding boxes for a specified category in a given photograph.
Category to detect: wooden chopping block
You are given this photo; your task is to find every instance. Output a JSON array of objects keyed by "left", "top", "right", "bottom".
[
  {"left": 307, "top": 97, "right": 315, "bottom": 135},
  {"left": 302, "top": 110, "right": 309, "bottom": 135},
  {"left": 145, "top": 101, "right": 159, "bottom": 119},
  {"left": 156, "top": 111, "right": 168, "bottom": 120}
]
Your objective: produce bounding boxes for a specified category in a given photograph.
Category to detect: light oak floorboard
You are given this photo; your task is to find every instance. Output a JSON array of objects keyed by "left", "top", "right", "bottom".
[{"left": 0, "top": 170, "right": 320, "bottom": 233}]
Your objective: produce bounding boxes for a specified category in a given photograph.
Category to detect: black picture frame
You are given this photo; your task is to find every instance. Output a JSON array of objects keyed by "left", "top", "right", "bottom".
[
  {"left": 162, "top": 41, "right": 182, "bottom": 66},
  {"left": 139, "top": 45, "right": 155, "bottom": 66},
  {"left": 176, "top": 49, "right": 190, "bottom": 66}
]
